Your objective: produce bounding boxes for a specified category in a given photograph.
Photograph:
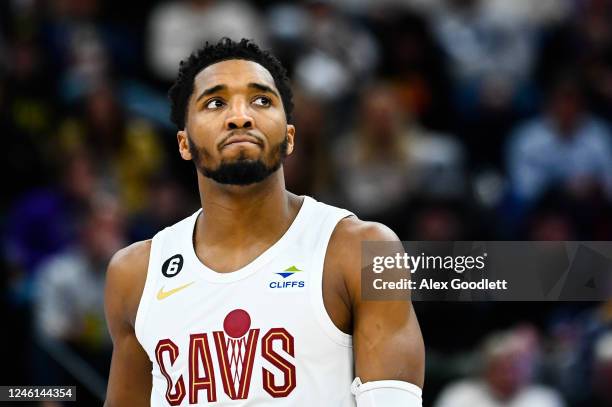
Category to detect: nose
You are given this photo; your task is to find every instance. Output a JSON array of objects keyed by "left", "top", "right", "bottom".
[{"left": 225, "top": 100, "right": 254, "bottom": 130}]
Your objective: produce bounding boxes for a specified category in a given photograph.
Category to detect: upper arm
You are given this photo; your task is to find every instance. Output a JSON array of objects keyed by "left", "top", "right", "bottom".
[
  {"left": 330, "top": 219, "right": 425, "bottom": 387},
  {"left": 104, "top": 240, "right": 153, "bottom": 406}
]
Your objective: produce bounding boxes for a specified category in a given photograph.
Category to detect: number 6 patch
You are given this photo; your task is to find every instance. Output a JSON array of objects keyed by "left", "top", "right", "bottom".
[{"left": 162, "top": 254, "right": 184, "bottom": 277}]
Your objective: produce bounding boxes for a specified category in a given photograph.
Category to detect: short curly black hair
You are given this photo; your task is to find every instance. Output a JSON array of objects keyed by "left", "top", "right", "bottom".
[{"left": 168, "top": 38, "right": 294, "bottom": 130}]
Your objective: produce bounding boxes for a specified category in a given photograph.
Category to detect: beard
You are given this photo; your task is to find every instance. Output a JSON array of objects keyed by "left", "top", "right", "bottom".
[{"left": 189, "top": 134, "right": 288, "bottom": 186}]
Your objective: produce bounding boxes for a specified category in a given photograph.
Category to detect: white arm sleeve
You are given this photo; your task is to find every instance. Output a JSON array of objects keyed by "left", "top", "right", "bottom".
[{"left": 351, "top": 377, "right": 422, "bottom": 407}]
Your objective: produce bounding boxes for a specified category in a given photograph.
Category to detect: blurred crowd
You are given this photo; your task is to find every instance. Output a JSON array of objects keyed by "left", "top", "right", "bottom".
[{"left": 1, "top": 0, "right": 612, "bottom": 405}]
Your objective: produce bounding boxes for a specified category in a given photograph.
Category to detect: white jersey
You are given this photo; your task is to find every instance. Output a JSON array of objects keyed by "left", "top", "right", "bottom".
[{"left": 135, "top": 196, "right": 355, "bottom": 406}]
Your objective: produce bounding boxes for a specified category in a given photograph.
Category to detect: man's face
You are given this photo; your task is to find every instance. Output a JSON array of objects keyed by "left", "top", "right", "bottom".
[{"left": 178, "top": 59, "right": 294, "bottom": 185}]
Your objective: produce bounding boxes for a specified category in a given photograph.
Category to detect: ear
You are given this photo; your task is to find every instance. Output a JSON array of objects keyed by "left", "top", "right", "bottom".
[
  {"left": 285, "top": 124, "right": 296, "bottom": 156},
  {"left": 177, "top": 130, "right": 192, "bottom": 161}
]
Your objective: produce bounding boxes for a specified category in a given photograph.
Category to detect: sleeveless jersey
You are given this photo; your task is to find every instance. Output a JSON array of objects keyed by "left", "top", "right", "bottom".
[{"left": 135, "top": 196, "right": 355, "bottom": 406}]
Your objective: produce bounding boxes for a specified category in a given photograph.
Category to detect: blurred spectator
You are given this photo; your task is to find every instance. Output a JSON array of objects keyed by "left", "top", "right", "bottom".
[
  {"left": 333, "top": 81, "right": 465, "bottom": 227},
  {"left": 553, "top": 301, "right": 612, "bottom": 406},
  {"left": 283, "top": 88, "right": 336, "bottom": 198},
  {"left": 419, "top": 0, "right": 570, "bottom": 167},
  {"left": 3, "top": 151, "right": 97, "bottom": 303},
  {"left": 41, "top": 0, "right": 140, "bottom": 101},
  {"left": 31, "top": 195, "right": 123, "bottom": 404},
  {"left": 434, "top": 326, "right": 565, "bottom": 407},
  {"left": 147, "top": 0, "right": 268, "bottom": 81},
  {"left": 405, "top": 199, "right": 474, "bottom": 240},
  {"left": 577, "top": 0, "right": 612, "bottom": 120},
  {"left": 2, "top": 32, "right": 58, "bottom": 204},
  {"left": 505, "top": 75, "right": 612, "bottom": 208},
  {"left": 366, "top": 6, "right": 453, "bottom": 130},
  {"left": 333, "top": 82, "right": 417, "bottom": 222},
  {"left": 366, "top": 0, "right": 569, "bottom": 25},
  {"left": 429, "top": 0, "right": 539, "bottom": 114},
  {"left": 521, "top": 188, "right": 579, "bottom": 241},
  {"left": 265, "top": 3, "right": 311, "bottom": 74},
  {"left": 591, "top": 331, "right": 612, "bottom": 406},
  {"left": 292, "top": 0, "right": 379, "bottom": 101},
  {"left": 528, "top": 212, "right": 576, "bottom": 242},
  {"left": 537, "top": 0, "right": 612, "bottom": 119},
  {"left": 57, "top": 81, "right": 166, "bottom": 214},
  {"left": 33, "top": 194, "right": 123, "bottom": 347},
  {"left": 517, "top": 185, "right": 612, "bottom": 240},
  {"left": 128, "top": 172, "right": 193, "bottom": 242}
]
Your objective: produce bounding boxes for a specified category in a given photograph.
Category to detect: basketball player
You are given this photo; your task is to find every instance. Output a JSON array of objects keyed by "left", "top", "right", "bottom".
[{"left": 104, "top": 38, "right": 424, "bottom": 406}]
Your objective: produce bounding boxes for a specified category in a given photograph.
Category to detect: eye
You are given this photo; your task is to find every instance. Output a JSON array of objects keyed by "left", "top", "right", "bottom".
[
  {"left": 205, "top": 99, "right": 225, "bottom": 109},
  {"left": 253, "top": 96, "right": 271, "bottom": 107}
]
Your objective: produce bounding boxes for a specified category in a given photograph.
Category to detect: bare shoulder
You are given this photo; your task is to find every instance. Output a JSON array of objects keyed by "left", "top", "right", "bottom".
[
  {"left": 326, "top": 216, "right": 400, "bottom": 303},
  {"left": 105, "top": 240, "right": 152, "bottom": 328},
  {"left": 335, "top": 216, "right": 399, "bottom": 240},
  {"left": 328, "top": 216, "right": 400, "bottom": 258},
  {"left": 108, "top": 240, "right": 152, "bottom": 275},
  {"left": 107, "top": 240, "right": 151, "bottom": 289}
]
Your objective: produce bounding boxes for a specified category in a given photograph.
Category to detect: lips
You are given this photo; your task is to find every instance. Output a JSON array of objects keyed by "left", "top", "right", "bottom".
[{"left": 222, "top": 134, "right": 262, "bottom": 148}]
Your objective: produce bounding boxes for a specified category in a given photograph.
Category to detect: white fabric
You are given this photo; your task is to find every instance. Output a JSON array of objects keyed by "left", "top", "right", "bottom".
[
  {"left": 135, "top": 196, "right": 355, "bottom": 406},
  {"left": 351, "top": 377, "right": 423, "bottom": 407}
]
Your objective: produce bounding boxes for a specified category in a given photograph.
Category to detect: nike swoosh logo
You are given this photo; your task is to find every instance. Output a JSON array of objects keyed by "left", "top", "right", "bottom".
[{"left": 157, "top": 281, "right": 195, "bottom": 300}]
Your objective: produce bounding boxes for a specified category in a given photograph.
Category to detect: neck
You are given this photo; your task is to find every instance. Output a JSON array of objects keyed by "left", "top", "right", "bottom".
[{"left": 195, "top": 168, "right": 300, "bottom": 247}]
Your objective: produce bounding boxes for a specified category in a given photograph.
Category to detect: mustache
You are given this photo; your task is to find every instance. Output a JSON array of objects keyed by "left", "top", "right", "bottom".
[{"left": 218, "top": 130, "right": 263, "bottom": 149}]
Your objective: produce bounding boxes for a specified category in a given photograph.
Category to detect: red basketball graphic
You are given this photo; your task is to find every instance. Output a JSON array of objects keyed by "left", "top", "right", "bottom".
[{"left": 223, "top": 309, "right": 251, "bottom": 338}]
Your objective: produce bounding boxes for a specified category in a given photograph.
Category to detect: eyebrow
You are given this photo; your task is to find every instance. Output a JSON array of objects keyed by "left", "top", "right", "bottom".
[
  {"left": 247, "top": 82, "right": 280, "bottom": 99},
  {"left": 195, "top": 82, "right": 280, "bottom": 102},
  {"left": 195, "top": 84, "right": 227, "bottom": 102}
]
